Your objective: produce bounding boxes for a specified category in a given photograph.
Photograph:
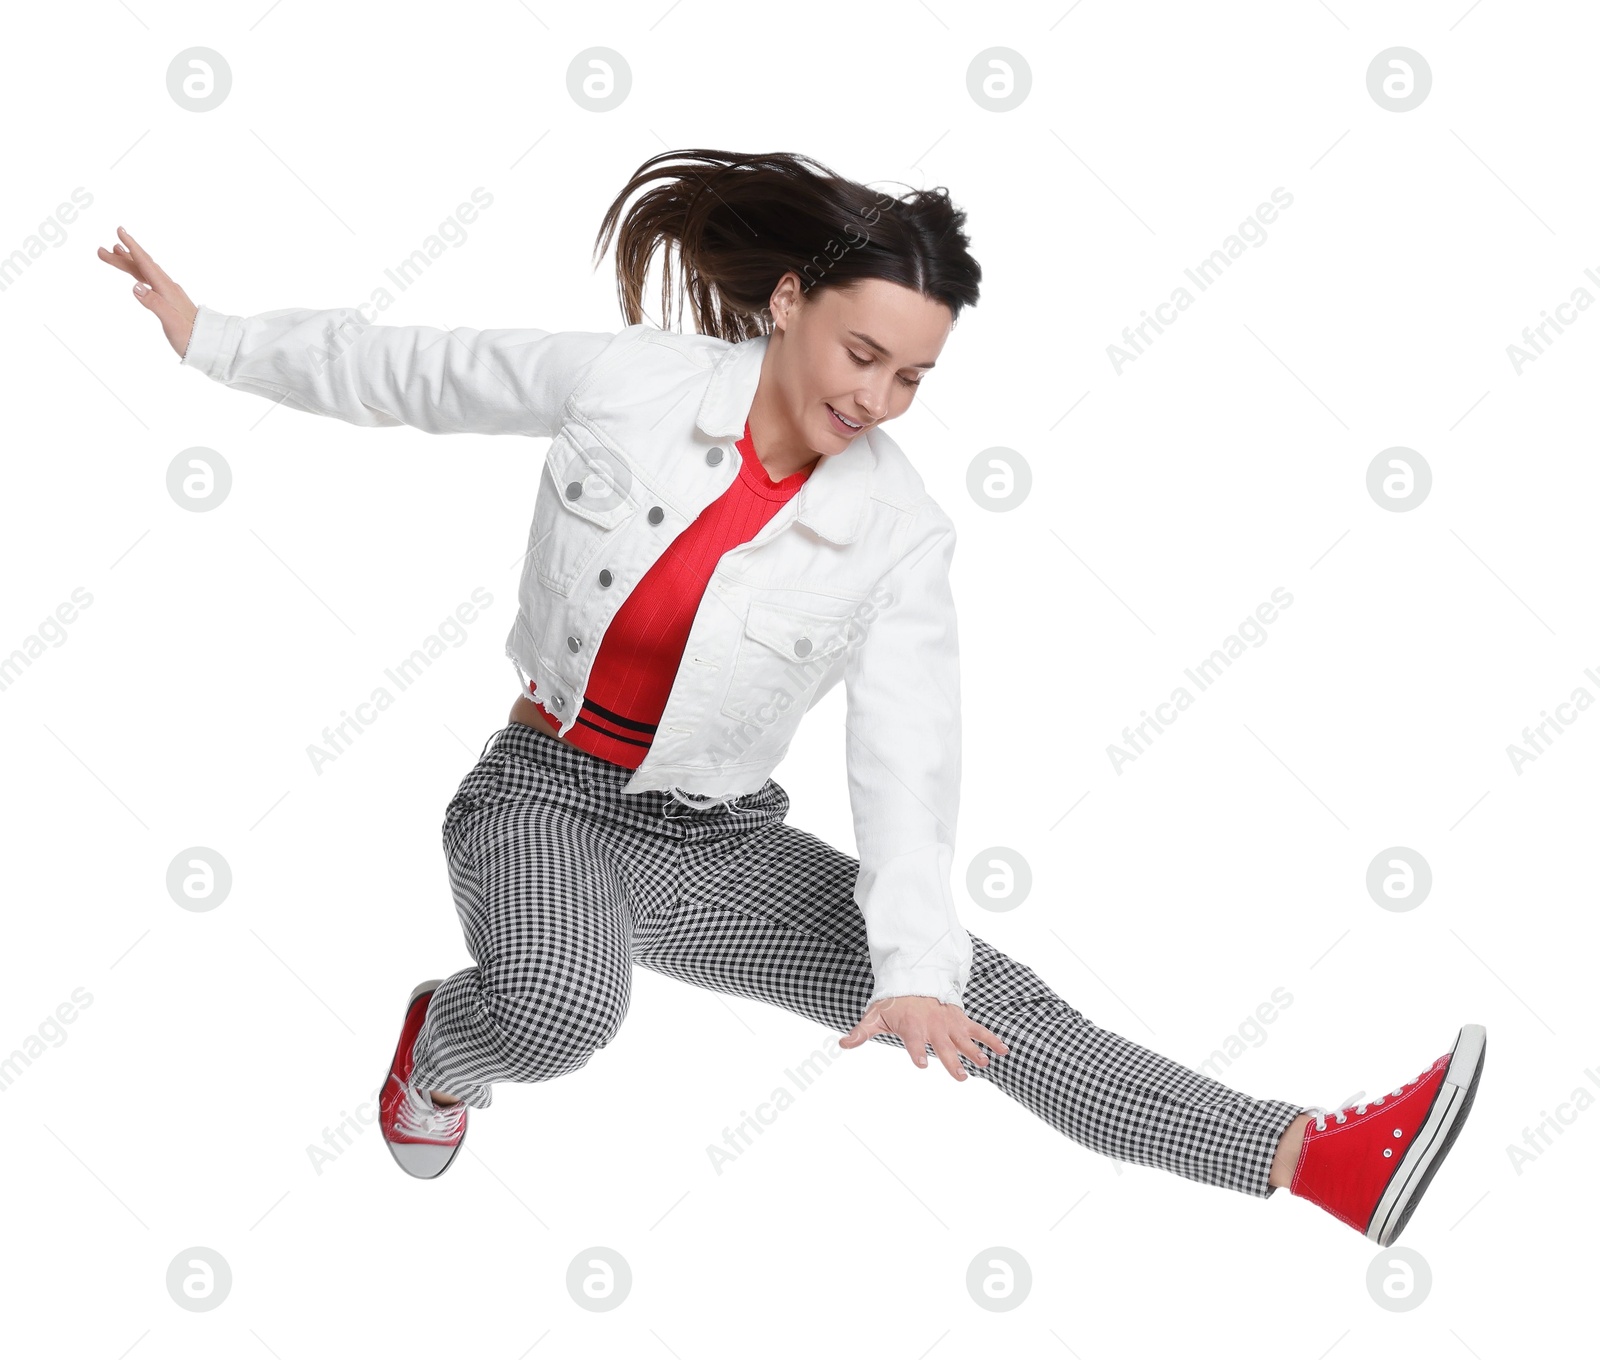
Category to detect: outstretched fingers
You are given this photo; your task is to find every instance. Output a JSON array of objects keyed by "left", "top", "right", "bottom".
[
  {"left": 96, "top": 227, "right": 199, "bottom": 357},
  {"left": 113, "top": 227, "right": 178, "bottom": 294},
  {"left": 96, "top": 238, "right": 147, "bottom": 284},
  {"left": 966, "top": 1019, "right": 1010, "bottom": 1059},
  {"left": 841, "top": 1000, "right": 1013, "bottom": 1081},
  {"left": 936, "top": 1019, "right": 1011, "bottom": 1081}
]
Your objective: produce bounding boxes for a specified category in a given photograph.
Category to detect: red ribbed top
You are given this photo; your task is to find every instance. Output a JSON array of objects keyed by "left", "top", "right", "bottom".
[{"left": 532, "top": 419, "right": 814, "bottom": 767}]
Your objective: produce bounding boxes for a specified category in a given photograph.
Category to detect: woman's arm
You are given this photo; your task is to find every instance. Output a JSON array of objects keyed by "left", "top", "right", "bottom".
[
  {"left": 178, "top": 304, "right": 614, "bottom": 437},
  {"left": 99, "top": 226, "right": 613, "bottom": 437},
  {"left": 840, "top": 508, "right": 974, "bottom": 1007},
  {"left": 836, "top": 507, "right": 1009, "bottom": 1079}
]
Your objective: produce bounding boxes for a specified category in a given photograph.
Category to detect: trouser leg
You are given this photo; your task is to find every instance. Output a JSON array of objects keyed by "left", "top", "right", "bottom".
[
  {"left": 409, "top": 736, "right": 644, "bottom": 1110},
  {"left": 640, "top": 778, "right": 1308, "bottom": 1199}
]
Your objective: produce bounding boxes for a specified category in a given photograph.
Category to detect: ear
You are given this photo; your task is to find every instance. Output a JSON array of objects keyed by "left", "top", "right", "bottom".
[{"left": 768, "top": 270, "right": 805, "bottom": 332}]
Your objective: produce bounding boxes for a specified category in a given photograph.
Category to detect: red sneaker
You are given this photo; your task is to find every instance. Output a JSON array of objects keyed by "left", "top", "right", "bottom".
[
  {"left": 379, "top": 979, "right": 468, "bottom": 1179},
  {"left": 1290, "top": 1023, "right": 1485, "bottom": 1245}
]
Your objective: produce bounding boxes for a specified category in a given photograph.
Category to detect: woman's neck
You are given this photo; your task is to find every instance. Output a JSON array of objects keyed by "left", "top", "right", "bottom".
[{"left": 747, "top": 350, "right": 825, "bottom": 482}]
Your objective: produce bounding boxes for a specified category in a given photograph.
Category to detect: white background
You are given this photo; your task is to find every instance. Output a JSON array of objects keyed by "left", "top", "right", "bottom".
[{"left": 2, "top": 1, "right": 1593, "bottom": 1355}]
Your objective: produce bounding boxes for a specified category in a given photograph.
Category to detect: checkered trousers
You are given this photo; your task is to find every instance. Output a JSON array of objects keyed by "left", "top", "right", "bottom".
[{"left": 408, "top": 720, "right": 1309, "bottom": 1199}]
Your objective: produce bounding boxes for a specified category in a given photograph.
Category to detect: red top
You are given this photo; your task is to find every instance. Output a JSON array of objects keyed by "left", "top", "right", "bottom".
[{"left": 532, "top": 419, "right": 814, "bottom": 767}]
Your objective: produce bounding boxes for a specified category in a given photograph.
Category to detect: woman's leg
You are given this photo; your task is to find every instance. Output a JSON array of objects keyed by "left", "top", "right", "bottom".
[
  {"left": 638, "top": 777, "right": 1312, "bottom": 1200},
  {"left": 408, "top": 728, "right": 668, "bottom": 1110}
]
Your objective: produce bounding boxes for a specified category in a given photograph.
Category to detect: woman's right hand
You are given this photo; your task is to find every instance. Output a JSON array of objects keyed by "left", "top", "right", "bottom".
[{"left": 97, "top": 226, "right": 200, "bottom": 359}]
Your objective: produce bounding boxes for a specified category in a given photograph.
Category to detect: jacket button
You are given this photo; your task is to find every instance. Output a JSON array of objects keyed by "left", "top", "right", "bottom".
[
  {"left": 706, "top": 447, "right": 724, "bottom": 465},
  {"left": 598, "top": 569, "right": 613, "bottom": 586},
  {"left": 648, "top": 505, "right": 664, "bottom": 525},
  {"left": 567, "top": 635, "right": 580, "bottom": 652},
  {"left": 565, "top": 480, "right": 583, "bottom": 500},
  {"left": 553, "top": 694, "right": 566, "bottom": 710},
  {"left": 794, "top": 637, "right": 812, "bottom": 657}
]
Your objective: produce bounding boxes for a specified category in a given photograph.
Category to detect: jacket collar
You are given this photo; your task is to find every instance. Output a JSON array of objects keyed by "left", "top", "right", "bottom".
[{"left": 696, "top": 331, "right": 873, "bottom": 545}]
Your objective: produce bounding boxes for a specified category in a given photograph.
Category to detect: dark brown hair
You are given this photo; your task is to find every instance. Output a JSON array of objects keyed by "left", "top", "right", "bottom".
[{"left": 592, "top": 148, "right": 982, "bottom": 342}]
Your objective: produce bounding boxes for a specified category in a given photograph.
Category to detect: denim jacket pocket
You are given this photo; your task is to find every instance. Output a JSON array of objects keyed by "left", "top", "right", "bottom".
[
  {"left": 719, "top": 599, "right": 853, "bottom": 729},
  {"left": 527, "top": 429, "right": 636, "bottom": 596}
]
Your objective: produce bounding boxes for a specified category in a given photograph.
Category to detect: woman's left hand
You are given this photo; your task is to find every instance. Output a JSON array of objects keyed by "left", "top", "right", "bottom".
[{"left": 839, "top": 996, "right": 1009, "bottom": 1080}]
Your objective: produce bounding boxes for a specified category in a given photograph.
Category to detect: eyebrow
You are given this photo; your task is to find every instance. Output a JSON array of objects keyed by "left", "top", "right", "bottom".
[{"left": 848, "top": 330, "right": 938, "bottom": 370}]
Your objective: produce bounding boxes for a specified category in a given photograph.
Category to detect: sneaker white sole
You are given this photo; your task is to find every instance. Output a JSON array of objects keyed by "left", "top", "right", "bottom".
[
  {"left": 1367, "top": 1023, "right": 1486, "bottom": 1246},
  {"left": 382, "top": 978, "right": 468, "bottom": 1181}
]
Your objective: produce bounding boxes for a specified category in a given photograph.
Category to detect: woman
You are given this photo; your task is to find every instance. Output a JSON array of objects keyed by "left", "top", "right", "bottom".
[{"left": 100, "top": 148, "right": 1484, "bottom": 1246}]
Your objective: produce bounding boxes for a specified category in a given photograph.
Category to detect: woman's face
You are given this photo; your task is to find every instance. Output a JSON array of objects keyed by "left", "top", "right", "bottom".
[{"left": 766, "top": 272, "right": 952, "bottom": 456}]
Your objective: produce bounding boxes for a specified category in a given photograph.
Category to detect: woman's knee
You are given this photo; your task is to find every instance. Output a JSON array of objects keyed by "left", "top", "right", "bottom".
[{"left": 478, "top": 978, "right": 629, "bottom": 1081}]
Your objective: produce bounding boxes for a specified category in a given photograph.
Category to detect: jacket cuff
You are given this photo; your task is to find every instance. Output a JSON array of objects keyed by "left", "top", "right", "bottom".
[
  {"left": 869, "top": 967, "right": 966, "bottom": 1008},
  {"left": 179, "top": 303, "right": 234, "bottom": 375}
]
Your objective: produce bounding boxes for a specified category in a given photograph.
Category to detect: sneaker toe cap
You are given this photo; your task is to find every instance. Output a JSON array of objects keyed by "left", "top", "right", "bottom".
[{"left": 387, "top": 1136, "right": 463, "bottom": 1179}]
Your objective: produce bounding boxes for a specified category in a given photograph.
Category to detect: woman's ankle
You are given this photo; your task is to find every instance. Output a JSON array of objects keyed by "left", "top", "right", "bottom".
[{"left": 1269, "top": 1114, "right": 1312, "bottom": 1189}]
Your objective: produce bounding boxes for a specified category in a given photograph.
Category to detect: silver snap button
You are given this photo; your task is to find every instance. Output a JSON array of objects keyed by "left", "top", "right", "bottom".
[
  {"left": 706, "top": 447, "right": 724, "bottom": 465},
  {"left": 793, "top": 637, "right": 812, "bottom": 657},
  {"left": 567, "top": 636, "right": 580, "bottom": 652},
  {"left": 648, "top": 505, "right": 664, "bottom": 525},
  {"left": 553, "top": 695, "right": 565, "bottom": 710},
  {"left": 599, "top": 569, "right": 613, "bottom": 586},
  {"left": 565, "top": 480, "right": 583, "bottom": 500}
]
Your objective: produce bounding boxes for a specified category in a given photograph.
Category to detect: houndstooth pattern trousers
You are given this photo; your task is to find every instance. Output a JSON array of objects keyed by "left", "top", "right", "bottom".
[{"left": 408, "top": 720, "right": 1311, "bottom": 1199}]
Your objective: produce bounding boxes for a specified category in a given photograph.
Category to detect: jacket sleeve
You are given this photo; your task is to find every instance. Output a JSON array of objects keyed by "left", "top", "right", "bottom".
[
  {"left": 178, "top": 302, "right": 615, "bottom": 437},
  {"left": 843, "top": 505, "right": 973, "bottom": 1007}
]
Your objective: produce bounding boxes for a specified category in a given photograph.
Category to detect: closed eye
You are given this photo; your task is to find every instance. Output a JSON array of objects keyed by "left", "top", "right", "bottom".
[{"left": 848, "top": 349, "right": 922, "bottom": 389}]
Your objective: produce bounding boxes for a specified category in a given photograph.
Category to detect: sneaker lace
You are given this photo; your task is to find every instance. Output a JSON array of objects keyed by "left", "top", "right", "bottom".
[
  {"left": 1307, "top": 1066, "right": 1428, "bottom": 1132},
  {"left": 396, "top": 1084, "right": 466, "bottom": 1141}
]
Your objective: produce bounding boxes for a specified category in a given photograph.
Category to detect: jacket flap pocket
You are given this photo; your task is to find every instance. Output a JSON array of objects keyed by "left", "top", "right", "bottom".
[
  {"left": 742, "top": 599, "right": 853, "bottom": 662},
  {"left": 543, "top": 432, "right": 635, "bottom": 530}
]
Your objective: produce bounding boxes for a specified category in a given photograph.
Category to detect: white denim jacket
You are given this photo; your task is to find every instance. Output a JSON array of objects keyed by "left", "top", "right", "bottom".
[{"left": 180, "top": 303, "right": 973, "bottom": 1007}]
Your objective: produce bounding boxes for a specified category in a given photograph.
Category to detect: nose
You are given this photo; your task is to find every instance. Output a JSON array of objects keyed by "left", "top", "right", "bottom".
[{"left": 857, "top": 382, "right": 891, "bottom": 421}]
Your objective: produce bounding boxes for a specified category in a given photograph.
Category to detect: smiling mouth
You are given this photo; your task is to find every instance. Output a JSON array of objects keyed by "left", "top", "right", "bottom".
[{"left": 827, "top": 403, "right": 865, "bottom": 431}]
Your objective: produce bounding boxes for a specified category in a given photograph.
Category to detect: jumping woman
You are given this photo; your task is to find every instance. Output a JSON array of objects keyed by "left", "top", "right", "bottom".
[{"left": 100, "top": 148, "right": 1485, "bottom": 1246}]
